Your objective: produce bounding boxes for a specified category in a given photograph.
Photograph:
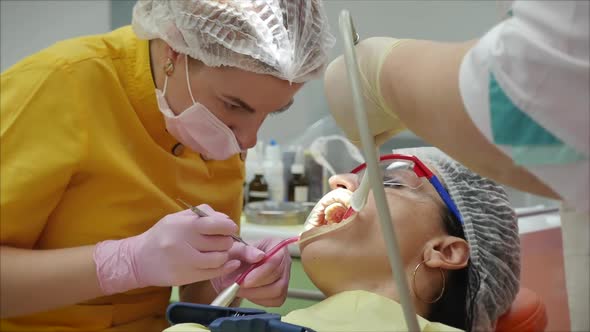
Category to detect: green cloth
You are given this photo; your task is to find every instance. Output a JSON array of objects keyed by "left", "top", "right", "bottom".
[{"left": 489, "top": 73, "right": 586, "bottom": 165}]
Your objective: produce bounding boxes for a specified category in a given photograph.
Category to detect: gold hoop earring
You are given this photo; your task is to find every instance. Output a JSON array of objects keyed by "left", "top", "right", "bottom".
[
  {"left": 412, "top": 260, "right": 446, "bottom": 304},
  {"left": 164, "top": 58, "right": 174, "bottom": 76}
]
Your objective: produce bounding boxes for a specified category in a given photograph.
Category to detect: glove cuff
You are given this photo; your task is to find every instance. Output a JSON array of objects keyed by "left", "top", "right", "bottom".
[
  {"left": 376, "top": 39, "right": 409, "bottom": 116},
  {"left": 94, "top": 238, "right": 141, "bottom": 295}
]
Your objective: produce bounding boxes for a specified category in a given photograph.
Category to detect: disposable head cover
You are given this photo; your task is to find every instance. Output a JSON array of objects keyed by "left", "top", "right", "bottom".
[
  {"left": 395, "top": 147, "right": 520, "bottom": 331},
  {"left": 132, "top": 0, "right": 335, "bottom": 83}
]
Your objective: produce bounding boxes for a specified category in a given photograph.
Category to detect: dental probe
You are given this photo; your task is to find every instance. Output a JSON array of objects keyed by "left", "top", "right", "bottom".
[{"left": 177, "top": 198, "right": 249, "bottom": 246}]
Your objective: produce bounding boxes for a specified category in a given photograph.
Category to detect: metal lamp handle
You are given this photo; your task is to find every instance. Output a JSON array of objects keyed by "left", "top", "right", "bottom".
[{"left": 338, "top": 10, "right": 421, "bottom": 332}]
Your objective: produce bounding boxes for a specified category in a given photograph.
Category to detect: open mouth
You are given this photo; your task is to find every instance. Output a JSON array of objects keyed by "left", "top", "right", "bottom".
[
  {"left": 324, "top": 201, "right": 348, "bottom": 224},
  {"left": 300, "top": 188, "right": 356, "bottom": 244}
]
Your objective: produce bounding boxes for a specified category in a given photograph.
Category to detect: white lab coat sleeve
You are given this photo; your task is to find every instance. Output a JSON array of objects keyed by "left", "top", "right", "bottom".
[{"left": 459, "top": 0, "right": 589, "bottom": 213}]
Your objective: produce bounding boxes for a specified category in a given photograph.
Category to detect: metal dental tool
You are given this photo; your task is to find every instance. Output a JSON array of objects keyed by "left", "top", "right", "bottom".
[
  {"left": 177, "top": 198, "right": 249, "bottom": 246},
  {"left": 339, "top": 10, "right": 420, "bottom": 331}
]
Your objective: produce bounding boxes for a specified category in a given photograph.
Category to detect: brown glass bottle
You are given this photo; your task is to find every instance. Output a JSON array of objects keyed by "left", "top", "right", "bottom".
[
  {"left": 248, "top": 172, "right": 269, "bottom": 203},
  {"left": 288, "top": 164, "right": 309, "bottom": 202}
]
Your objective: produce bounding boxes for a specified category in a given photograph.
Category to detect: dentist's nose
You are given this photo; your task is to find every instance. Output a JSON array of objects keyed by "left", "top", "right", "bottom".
[{"left": 232, "top": 128, "right": 258, "bottom": 150}]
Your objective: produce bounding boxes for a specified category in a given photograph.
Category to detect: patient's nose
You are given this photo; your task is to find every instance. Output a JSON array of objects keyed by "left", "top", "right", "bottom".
[{"left": 329, "top": 174, "right": 359, "bottom": 191}]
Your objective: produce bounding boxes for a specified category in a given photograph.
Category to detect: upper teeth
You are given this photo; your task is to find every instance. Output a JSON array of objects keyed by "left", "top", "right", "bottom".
[{"left": 303, "top": 188, "right": 353, "bottom": 230}]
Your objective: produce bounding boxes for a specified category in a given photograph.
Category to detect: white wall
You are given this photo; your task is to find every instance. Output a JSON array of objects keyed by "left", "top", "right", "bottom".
[
  {"left": 1, "top": 0, "right": 111, "bottom": 71},
  {"left": 258, "top": 0, "right": 505, "bottom": 146}
]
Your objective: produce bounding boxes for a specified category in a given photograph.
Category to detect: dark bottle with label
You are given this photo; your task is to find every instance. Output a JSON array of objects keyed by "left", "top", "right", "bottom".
[
  {"left": 248, "top": 169, "right": 269, "bottom": 203},
  {"left": 288, "top": 164, "right": 309, "bottom": 202}
]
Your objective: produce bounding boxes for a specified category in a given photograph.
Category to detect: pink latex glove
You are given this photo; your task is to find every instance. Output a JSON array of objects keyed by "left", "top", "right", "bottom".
[
  {"left": 211, "top": 238, "right": 292, "bottom": 307},
  {"left": 94, "top": 204, "right": 241, "bottom": 295}
]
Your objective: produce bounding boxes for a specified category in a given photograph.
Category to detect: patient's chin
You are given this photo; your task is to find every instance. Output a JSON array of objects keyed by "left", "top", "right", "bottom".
[
  {"left": 299, "top": 236, "right": 323, "bottom": 264},
  {"left": 299, "top": 231, "right": 345, "bottom": 270},
  {"left": 300, "top": 234, "right": 349, "bottom": 271},
  {"left": 299, "top": 242, "right": 340, "bottom": 295},
  {"left": 299, "top": 213, "right": 359, "bottom": 249}
]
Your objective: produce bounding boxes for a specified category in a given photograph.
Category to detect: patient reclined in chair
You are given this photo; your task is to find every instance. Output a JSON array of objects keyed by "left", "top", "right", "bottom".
[{"left": 165, "top": 148, "right": 523, "bottom": 332}]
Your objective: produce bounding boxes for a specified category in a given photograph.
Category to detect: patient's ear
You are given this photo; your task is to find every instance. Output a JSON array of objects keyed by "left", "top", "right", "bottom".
[{"left": 422, "top": 237, "right": 469, "bottom": 271}]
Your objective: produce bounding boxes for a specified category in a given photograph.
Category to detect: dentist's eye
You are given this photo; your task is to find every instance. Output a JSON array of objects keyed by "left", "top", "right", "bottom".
[{"left": 223, "top": 101, "right": 240, "bottom": 111}]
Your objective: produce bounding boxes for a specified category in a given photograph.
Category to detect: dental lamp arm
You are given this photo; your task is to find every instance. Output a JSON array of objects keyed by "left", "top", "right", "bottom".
[{"left": 339, "top": 11, "right": 421, "bottom": 332}]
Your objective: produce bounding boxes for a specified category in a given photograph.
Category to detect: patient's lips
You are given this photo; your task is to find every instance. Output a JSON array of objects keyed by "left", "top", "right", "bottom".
[
  {"left": 300, "top": 188, "right": 356, "bottom": 245},
  {"left": 302, "top": 188, "right": 352, "bottom": 232}
]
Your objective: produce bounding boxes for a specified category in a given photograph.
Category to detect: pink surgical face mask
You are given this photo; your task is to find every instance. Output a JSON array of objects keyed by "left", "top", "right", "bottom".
[{"left": 156, "top": 55, "right": 242, "bottom": 160}]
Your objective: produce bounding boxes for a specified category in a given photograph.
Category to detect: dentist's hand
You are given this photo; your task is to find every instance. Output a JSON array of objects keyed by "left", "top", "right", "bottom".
[
  {"left": 211, "top": 238, "right": 292, "bottom": 307},
  {"left": 94, "top": 205, "right": 241, "bottom": 295},
  {"left": 324, "top": 37, "right": 408, "bottom": 146}
]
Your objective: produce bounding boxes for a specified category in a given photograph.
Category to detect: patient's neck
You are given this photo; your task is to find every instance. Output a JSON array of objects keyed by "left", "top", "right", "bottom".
[{"left": 309, "top": 265, "right": 431, "bottom": 318}]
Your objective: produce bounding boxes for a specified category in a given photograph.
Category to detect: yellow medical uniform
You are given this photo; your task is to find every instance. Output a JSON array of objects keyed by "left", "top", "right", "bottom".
[{"left": 0, "top": 26, "right": 244, "bottom": 331}]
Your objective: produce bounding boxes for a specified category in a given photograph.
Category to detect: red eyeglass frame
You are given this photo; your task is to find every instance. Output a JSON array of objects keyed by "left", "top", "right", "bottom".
[{"left": 349, "top": 154, "right": 463, "bottom": 225}]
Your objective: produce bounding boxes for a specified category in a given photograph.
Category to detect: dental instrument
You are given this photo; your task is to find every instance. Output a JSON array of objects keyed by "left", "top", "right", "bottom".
[
  {"left": 177, "top": 198, "right": 249, "bottom": 246},
  {"left": 210, "top": 236, "right": 300, "bottom": 307},
  {"left": 338, "top": 10, "right": 420, "bottom": 331},
  {"left": 340, "top": 159, "right": 372, "bottom": 221}
]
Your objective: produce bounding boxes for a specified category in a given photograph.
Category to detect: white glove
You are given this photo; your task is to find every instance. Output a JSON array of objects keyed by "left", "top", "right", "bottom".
[{"left": 324, "top": 37, "right": 408, "bottom": 146}]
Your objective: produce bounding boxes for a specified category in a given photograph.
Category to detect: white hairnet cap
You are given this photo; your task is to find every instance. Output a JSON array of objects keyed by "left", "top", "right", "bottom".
[
  {"left": 132, "top": 0, "right": 335, "bottom": 83},
  {"left": 395, "top": 147, "right": 520, "bottom": 331}
]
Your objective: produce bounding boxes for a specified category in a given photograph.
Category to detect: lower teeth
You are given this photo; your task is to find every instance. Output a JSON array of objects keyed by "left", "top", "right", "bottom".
[{"left": 324, "top": 202, "right": 347, "bottom": 225}]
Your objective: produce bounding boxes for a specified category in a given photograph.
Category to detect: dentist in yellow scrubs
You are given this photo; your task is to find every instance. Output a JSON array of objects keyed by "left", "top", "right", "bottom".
[{"left": 0, "top": 1, "right": 334, "bottom": 331}]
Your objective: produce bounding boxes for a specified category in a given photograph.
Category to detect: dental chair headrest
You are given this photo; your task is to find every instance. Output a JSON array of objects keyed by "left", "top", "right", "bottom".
[{"left": 495, "top": 287, "right": 548, "bottom": 332}]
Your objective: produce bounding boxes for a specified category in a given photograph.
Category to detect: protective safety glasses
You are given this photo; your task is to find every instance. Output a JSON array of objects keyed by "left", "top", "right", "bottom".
[{"left": 351, "top": 154, "right": 463, "bottom": 225}]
